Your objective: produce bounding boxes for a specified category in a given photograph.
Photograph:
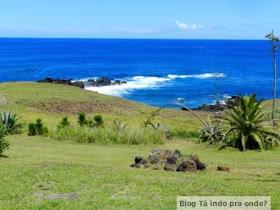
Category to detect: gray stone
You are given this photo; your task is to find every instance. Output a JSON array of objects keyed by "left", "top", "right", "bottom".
[
  {"left": 152, "top": 164, "right": 161, "bottom": 170},
  {"left": 186, "top": 160, "right": 197, "bottom": 172},
  {"left": 173, "top": 149, "right": 182, "bottom": 158},
  {"left": 176, "top": 161, "right": 188, "bottom": 172},
  {"left": 191, "top": 155, "right": 206, "bottom": 170},
  {"left": 130, "top": 163, "right": 140, "bottom": 168},
  {"left": 149, "top": 155, "right": 160, "bottom": 164},
  {"left": 164, "top": 162, "right": 176, "bottom": 171},
  {"left": 164, "top": 149, "right": 173, "bottom": 156},
  {"left": 167, "top": 155, "right": 177, "bottom": 164},
  {"left": 151, "top": 148, "right": 164, "bottom": 155},
  {"left": 135, "top": 156, "right": 144, "bottom": 164}
]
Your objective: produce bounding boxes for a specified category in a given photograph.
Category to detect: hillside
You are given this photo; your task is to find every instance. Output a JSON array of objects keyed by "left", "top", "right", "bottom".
[
  {"left": 0, "top": 82, "right": 280, "bottom": 209},
  {"left": 0, "top": 82, "right": 203, "bottom": 134}
]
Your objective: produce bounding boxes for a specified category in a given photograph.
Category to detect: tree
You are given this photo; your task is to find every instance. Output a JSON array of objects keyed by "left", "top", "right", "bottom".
[{"left": 266, "top": 30, "right": 279, "bottom": 126}]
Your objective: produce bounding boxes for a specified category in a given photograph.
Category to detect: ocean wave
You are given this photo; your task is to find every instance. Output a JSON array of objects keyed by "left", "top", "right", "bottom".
[
  {"left": 85, "top": 76, "right": 170, "bottom": 96},
  {"left": 84, "top": 73, "right": 226, "bottom": 96},
  {"left": 167, "top": 73, "right": 225, "bottom": 79}
]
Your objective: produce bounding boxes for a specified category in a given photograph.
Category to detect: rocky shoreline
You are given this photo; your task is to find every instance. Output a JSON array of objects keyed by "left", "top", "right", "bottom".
[
  {"left": 37, "top": 77, "right": 127, "bottom": 89},
  {"left": 37, "top": 77, "right": 239, "bottom": 112}
]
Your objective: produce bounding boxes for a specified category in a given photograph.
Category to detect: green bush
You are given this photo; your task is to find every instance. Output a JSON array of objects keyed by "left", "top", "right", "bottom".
[
  {"left": 28, "top": 119, "right": 48, "bottom": 136},
  {"left": 78, "top": 112, "right": 87, "bottom": 126},
  {"left": 1, "top": 111, "right": 22, "bottom": 134},
  {"left": 50, "top": 125, "right": 164, "bottom": 145},
  {"left": 199, "top": 118, "right": 222, "bottom": 143},
  {"left": 0, "top": 125, "right": 9, "bottom": 155},
  {"left": 28, "top": 123, "right": 37, "bottom": 136},
  {"left": 94, "top": 115, "right": 103, "bottom": 126},
  {"left": 58, "top": 117, "right": 70, "bottom": 129},
  {"left": 77, "top": 113, "right": 104, "bottom": 128}
]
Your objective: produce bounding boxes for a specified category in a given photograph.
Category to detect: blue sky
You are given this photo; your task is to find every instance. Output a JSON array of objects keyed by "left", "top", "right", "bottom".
[{"left": 0, "top": 0, "right": 279, "bottom": 39}]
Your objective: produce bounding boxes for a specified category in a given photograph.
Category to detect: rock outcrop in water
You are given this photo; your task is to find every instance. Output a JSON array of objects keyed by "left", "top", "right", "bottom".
[
  {"left": 84, "top": 77, "right": 127, "bottom": 87},
  {"left": 37, "top": 77, "right": 127, "bottom": 89},
  {"left": 37, "top": 78, "right": 85, "bottom": 88},
  {"left": 190, "top": 96, "right": 240, "bottom": 112}
]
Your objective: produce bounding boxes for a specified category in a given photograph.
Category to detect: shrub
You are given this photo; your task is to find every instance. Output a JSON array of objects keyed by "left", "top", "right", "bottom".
[
  {"left": 58, "top": 117, "right": 70, "bottom": 129},
  {"left": 1, "top": 111, "right": 22, "bottom": 134},
  {"left": 94, "top": 115, "right": 103, "bottom": 126},
  {"left": 199, "top": 117, "right": 222, "bottom": 143},
  {"left": 78, "top": 112, "right": 87, "bottom": 126},
  {"left": 28, "top": 118, "right": 48, "bottom": 136},
  {"left": 28, "top": 123, "right": 37, "bottom": 136},
  {"left": 218, "top": 94, "right": 280, "bottom": 151},
  {"left": 0, "top": 125, "right": 9, "bottom": 156}
]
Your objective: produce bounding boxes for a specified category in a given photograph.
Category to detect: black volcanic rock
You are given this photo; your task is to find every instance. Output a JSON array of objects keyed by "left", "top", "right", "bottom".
[
  {"left": 189, "top": 96, "right": 241, "bottom": 112},
  {"left": 37, "top": 77, "right": 127, "bottom": 89}
]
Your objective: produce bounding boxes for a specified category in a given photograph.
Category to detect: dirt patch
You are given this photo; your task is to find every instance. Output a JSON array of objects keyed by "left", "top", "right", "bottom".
[
  {"left": 34, "top": 192, "right": 77, "bottom": 200},
  {"left": 32, "top": 99, "right": 141, "bottom": 114}
]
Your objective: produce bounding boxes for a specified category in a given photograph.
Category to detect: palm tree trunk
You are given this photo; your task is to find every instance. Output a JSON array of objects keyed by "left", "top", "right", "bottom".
[{"left": 272, "top": 43, "right": 277, "bottom": 126}]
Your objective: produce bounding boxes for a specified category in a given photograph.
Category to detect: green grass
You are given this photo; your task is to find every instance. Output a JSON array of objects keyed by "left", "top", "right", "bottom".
[
  {"left": 1, "top": 82, "right": 280, "bottom": 209},
  {"left": 0, "top": 82, "right": 203, "bottom": 136},
  {"left": 1, "top": 135, "right": 280, "bottom": 209}
]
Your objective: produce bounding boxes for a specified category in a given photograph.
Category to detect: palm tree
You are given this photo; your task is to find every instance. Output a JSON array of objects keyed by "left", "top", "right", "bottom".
[
  {"left": 218, "top": 94, "right": 280, "bottom": 151},
  {"left": 265, "top": 30, "right": 279, "bottom": 126}
]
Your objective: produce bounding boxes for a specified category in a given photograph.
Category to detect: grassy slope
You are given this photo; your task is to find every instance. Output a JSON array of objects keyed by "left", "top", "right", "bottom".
[
  {"left": 0, "top": 82, "right": 280, "bottom": 209},
  {"left": 0, "top": 82, "right": 202, "bottom": 133}
]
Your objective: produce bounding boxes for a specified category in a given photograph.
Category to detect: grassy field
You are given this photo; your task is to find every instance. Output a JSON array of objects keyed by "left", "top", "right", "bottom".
[
  {"left": 1, "top": 82, "right": 280, "bottom": 209},
  {"left": 1, "top": 135, "right": 280, "bottom": 209}
]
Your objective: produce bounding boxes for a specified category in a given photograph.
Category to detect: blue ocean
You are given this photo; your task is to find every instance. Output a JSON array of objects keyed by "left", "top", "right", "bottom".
[{"left": 0, "top": 38, "right": 276, "bottom": 108}]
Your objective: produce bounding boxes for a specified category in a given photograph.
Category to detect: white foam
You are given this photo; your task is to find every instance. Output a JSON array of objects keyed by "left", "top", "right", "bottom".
[
  {"left": 167, "top": 73, "right": 225, "bottom": 79},
  {"left": 84, "top": 73, "right": 226, "bottom": 96},
  {"left": 85, "top": 76, "right": 170, "bottom": 96}
]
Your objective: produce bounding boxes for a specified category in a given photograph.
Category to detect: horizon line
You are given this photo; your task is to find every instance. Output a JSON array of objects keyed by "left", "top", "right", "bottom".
[{"left": 0, "top": 36, "right": 266, "bottom": 41}]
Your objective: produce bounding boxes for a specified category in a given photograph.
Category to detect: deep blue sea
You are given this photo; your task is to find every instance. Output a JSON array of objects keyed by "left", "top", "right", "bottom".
[{"left": 0, "top": 38, "right": 277, "bottom": 108}]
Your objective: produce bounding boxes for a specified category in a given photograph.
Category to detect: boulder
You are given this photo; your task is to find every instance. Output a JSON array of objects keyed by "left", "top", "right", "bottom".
[
  {"left": 217, "top": 166, "right": 230, "bottom": 172},
  {"left": 151, "top": 148, "right": 164, "bottom": 156},
  {"left": 167, "top": 155, "right": 177, "bottom": 164},
  {"left": 186, "top": 160, "right": 197, "bottom": 172},
  {"left": 176, "top": 161, "right": 188, "bottom": 172},
  {"left": 152, "top": 164, "right": 161, "bottom": 170},
  {"left": 164, "top": 149, "right": 173, "bottom": 156},
  {"left": 143, "top": 164, "right": 150, "bottom": 169},
  {"left": 160, "top": 154, "right": 168, "bottom": 160},
  {"left": 130, "top": 163, "right": 140, "bottom": 168},
  {"left": 149, "top": 155, "right": 160, "bottom": 164},
  {"left": 190, "top": 155, "right": 206, "bottom": 170},
  {"left": 173, "top": 149, "right": 182, "bottom": 158},
  {"left": 164, "top": 163, "right": 177, "bottom": 171},
  {"left": 135, "top": 156, "right": 145, "bottom": 164}
]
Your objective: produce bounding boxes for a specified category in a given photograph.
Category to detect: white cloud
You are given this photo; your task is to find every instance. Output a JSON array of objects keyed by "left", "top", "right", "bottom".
[{"left": 176, "top": 21, "right": 205, "bottom": 31}]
